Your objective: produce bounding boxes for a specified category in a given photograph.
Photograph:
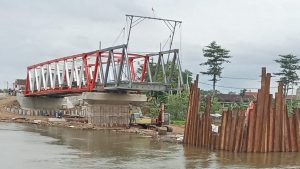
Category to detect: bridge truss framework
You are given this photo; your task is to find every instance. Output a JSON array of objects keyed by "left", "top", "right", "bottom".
[{"left": 24, "top": 44, "right": 183, "bottom": 96}]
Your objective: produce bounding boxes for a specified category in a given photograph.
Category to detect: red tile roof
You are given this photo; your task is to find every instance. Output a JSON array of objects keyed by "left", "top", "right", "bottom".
[{"left": 15, "top": 79, "right": 26, "bottom": 85}]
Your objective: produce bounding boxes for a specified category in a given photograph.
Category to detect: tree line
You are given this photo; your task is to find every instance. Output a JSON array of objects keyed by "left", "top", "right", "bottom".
[{"left": 147, "top": 41, "right": 300, "bottom": 121}]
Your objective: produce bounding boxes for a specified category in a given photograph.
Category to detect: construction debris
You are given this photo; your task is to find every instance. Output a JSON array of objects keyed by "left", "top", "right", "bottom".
[
  {"left": 33, "top": 120, "right": 42, "bottom": 124},
  {"left": 48, "top": 118, "right": 66, "bottom": 122},
  {"left": 158, "top": 127, "right": 167, "bottom": 135}
]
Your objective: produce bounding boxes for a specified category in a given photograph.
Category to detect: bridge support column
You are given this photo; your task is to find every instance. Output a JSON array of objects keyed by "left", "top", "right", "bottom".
[{"left": 82, "top": 92, "right": 147, "bottom": 127}]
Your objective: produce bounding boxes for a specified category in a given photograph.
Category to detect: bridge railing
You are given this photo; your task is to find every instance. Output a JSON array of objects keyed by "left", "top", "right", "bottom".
[{"left": 24, "top": 44, "right": 183, "bottom": 96}]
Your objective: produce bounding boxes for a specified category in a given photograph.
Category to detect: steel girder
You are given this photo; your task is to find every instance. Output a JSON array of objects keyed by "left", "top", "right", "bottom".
[{"left": 24, "top": 44, "right": 183, "bottom": 96}]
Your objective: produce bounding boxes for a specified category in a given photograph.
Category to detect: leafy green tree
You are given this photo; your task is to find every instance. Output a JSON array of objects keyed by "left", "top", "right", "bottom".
[
  {"left": 274, "top": 54, "right": 300, "bottom": 96},
  {"left": 211, "top": 97, "right": 221, "bottom": 113},
  {"left": 144, "top": 90, "right": 189, "bottom": 121},
  {"left": 166, "top": 90, "right": 189, "bottom": 120},
  {"left": 182, "top": 70, "right": 193, "bottom": 89},
  {"left": 199, "top": 90, "right": 220, "bottom": 112},
  {"left": 200, "top": 41, "right": 231, "bottom": 95},
  {"left": 239, "top": 88, "right": 247, "bottom": 103},
  {"left": 145, "top": 91, "right": 168, "bottom": 117},
  {"left": 137, "top": 59, "right": 192, "bottom": 120}
]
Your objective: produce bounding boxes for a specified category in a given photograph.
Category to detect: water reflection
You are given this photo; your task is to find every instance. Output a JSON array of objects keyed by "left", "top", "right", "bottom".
[
  {"left": 2, "top": 123, "right": 300, "bottom": 169},
  {"left": 24, "top": 124, "right": 185, "bottom": 168},
  {"left": 184, "top": 145, "right": 300, "bottom": 168}
]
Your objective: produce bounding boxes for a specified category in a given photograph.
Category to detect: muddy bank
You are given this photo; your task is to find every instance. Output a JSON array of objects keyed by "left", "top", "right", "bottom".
[
  {"left": 0, "top": 113, "right": 184, "bottom": 144},
  {"left": 0, "top": 96, "right": 184, "bottom": 144}
]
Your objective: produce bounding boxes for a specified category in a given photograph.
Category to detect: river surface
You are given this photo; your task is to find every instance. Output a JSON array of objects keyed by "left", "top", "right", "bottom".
[{"left": 1, "top": 122, "right": 300, "bottom": 169}]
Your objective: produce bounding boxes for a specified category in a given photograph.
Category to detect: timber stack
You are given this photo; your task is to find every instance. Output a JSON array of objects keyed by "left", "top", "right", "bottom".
[{"left": 184, "top": 67, "right": 300, "bottom": 152}]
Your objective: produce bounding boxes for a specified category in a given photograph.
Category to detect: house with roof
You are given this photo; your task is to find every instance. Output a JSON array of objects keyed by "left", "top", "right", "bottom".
[{"left": 14, "top": 79, "right": 26, "bottom": 91}]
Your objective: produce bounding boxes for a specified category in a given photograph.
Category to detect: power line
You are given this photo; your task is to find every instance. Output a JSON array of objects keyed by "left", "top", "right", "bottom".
[
  {"left": 112, "top": 27, "right": 125, "bottom": 46},
  {"left": 220, "top": 76, "right": 259, "bottom": 81},
  {"left": 198, "top": 81, "right": 277, "bottom": 90}
]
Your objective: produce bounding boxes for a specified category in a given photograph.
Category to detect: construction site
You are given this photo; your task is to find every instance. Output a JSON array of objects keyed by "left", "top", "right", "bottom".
[
  {"left": 1, "top": 2, "right": 300, "bottom": 168},
  {"left": 1, "top": 14, "right": 186, "bottom": 142},
  {"left": 1, "top": 14, "right": 300, "bottom": 149}
]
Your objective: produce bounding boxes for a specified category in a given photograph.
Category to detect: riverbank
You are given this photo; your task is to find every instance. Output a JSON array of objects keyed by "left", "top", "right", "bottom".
[{"left": 0, "top": 96, "right": 184, "bottom": 144}]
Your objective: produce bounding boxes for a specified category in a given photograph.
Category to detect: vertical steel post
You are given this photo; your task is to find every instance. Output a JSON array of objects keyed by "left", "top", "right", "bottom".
[
  {"left": 168, "top": 51, "right": 177, "bottom": 84},
  {"left": 117, "top": 47, "right": 125, "bottom": 85},
  {"left": 110, "top": 50, "right": 118, "bottom": 86},
  {"left": 104, "top": 51, "right": 112, "bottom": 86},
  {"left": 154, "top": 53, "right": 162, "bottom": 82},
  {"left": 124, "top": 47, "right": 132, "bottom": 87},
  {"left": 147, "top": 60, "right": 152, "bottom": 83},
  {"left": 56, "top": 63, "right": 62, "bottom": 87},
  {"left": 161, "top": 55, "right": 167, "bottom": 84}
]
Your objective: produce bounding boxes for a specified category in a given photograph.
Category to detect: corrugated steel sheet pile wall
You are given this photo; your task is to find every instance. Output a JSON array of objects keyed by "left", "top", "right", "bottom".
[{"left": 184, "top": 67, "right": 300, "bottom": 152}]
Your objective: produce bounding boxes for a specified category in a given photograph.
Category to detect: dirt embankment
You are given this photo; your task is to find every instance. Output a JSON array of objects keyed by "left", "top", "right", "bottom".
[
  {"left": 0, "top": 96, "right": 184, "bottom": 143},
  {"left": 0, "top": 96, "right": 47, "bottom": 122}
]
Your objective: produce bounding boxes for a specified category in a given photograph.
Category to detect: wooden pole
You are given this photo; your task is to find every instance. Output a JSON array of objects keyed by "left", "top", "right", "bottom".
[
  {"left": 254, "top": 67, "right": 267, "bottom": 152},
  {"left": 295, "top": 109, "right": 300, "bottom": 151},
  {"left": 268, "top": 95, "right": 275, "bottom": 152},
  {"left": 219, "top": 110, "right": 228, "bottom": 150},
  {"left": 289, "top": 114, "right": 297, "bottom": 152},
  {"left": 274, "top": 82, "right": 283, "bottom": 152},
  {"left": 261, "top": 73, "right": 271, "bottom": 152}
]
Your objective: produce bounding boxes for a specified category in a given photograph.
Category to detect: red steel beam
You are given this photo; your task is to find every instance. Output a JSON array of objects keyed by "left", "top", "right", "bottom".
[
  {"left": 140, "top": 57, "right": 149, "bottom": 82},
  {"left": 24, "top": 48, "right": 155, "bottom": 96}
]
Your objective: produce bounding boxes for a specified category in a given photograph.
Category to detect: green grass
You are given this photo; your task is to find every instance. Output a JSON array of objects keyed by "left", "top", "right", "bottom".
[{"left": 171, "top": 120, "right": 185, "bottom": 125}]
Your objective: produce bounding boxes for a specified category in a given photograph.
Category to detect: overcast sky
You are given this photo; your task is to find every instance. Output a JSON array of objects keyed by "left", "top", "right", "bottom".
[{"left": 1, "top": 0, "right": 300, "bottom": 94}]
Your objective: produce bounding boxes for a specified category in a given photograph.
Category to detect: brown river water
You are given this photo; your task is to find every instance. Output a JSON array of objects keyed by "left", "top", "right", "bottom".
[{"left": 0, "top": 122, "right": 300, "bottom": 169}]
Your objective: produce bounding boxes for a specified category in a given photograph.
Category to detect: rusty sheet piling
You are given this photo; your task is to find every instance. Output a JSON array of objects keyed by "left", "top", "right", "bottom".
[{"left": 184, "top": 67, "right": 300, "bottom": 152}]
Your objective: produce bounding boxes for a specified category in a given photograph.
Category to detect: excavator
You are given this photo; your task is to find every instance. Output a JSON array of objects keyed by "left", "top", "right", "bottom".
[{"left": 129, "top": 103, "right": 172, "bottom": 132}]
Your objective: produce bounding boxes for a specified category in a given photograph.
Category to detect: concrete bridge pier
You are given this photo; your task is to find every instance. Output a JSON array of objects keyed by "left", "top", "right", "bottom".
[
  {"left": 82, "top": 92, "right": 147, "bottom": 127},
  {"left": 16, "top": 92, "right": 147, "bottom": 127}
]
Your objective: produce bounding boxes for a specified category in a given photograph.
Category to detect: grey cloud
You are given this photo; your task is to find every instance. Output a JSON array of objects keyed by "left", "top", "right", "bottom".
[{"left": 1, "top": 0, "right": 300, "bottom": 94}]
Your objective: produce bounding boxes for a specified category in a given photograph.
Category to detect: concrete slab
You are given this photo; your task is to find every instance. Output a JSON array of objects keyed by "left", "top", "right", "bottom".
[
  {"left": 33, "top": 120, "right": 42, "bottom": 124},
  {"left": 48, "top": 118, "right": 66, "bottom": 122},
  {"left": 17, "top": 93, "right": 81, "bottom": 110},
  {"left": 82, "top": 92, "right": 147, "bottom": 105}
]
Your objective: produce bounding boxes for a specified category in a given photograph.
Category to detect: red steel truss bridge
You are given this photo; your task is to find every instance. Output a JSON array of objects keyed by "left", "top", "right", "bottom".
[{"left": 24, "top": 44, "right": 183, "bottom": 96}]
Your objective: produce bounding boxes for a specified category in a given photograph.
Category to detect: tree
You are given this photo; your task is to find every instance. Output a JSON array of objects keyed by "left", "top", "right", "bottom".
[
  {"left": 274, "top": 54, "right": 300, "bottom": 96},
  {"left": 200, "top": 41, "right": 231, "bottom": 95},
  {"left": 182, "top": 70, "right": 193, "bottom": 89},
  {"left": 166, "top": 90, "right": 189, "bottom": 120},
  {"left": 144, "top": 90, "right": 190, "bottom": 121},
  {"left": 239, "top": 88, "right": 247, "bottom": 103},
  {"left": 200, "top": 89, "right": 221, "bottom": 112},
  {"left": 138, "top": 61, "right": 193, "bottom": 120},
  {"left": 211, "top": 97, "right": 221, "bottom": 113}
]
